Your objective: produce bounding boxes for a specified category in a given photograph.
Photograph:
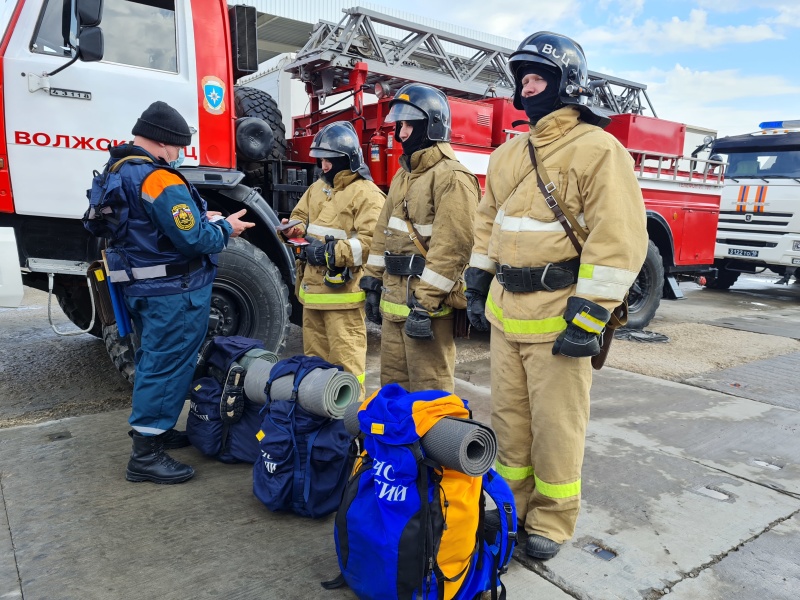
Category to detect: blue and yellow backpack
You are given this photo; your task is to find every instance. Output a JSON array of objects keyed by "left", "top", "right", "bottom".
[{"left": 327, "top": 384, "right": 516, "bottom": 600}]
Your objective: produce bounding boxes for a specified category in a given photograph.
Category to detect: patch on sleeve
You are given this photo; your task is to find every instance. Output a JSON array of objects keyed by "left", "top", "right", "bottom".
[{"left": 172, "top": 203, "right": 195, "bottom": 230}]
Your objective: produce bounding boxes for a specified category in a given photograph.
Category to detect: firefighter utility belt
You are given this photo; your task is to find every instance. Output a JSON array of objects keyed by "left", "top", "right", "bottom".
[
  {"left": 494, "top": 258, "right": 580, "bottom": 293},
  {"left": 383, "top": 253, "right": 426, "bottom": 276}
]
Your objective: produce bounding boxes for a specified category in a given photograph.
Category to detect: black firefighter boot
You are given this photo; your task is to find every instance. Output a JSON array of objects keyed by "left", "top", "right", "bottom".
[{"left": 126, "top": 431, "right": 195, "bottom": 484}]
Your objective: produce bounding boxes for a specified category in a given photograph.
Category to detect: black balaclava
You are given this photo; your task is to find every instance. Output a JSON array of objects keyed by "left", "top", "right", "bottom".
[
  {"left": 518, "top": 63, "right": 562, "bottom": 125},
  {"left": 320, "top": 155, "right": 350, "bottom": 185},
  {"left": 396, "top": 119, "right": 434, "bottom": 156}
]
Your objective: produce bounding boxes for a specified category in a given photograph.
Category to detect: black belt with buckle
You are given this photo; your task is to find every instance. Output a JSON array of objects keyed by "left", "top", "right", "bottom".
[
  {"left": 495, "top": 258, "right": 580, "bottom": 293},
  {"left": 165, "top": 257, "right": 204, "bottom": 277},
  {"left": 384, "top": 253, "right": 426, "bottom": 276}
]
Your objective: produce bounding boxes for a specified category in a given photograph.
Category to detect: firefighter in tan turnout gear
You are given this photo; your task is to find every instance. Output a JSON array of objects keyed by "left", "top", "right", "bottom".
[
  {"left": 280, "top": 121, "right": 384, "bottom": 396},
  {"left": 466, "top": 32, "right": 648, "bottom": 560},
  {"left": 361, "top": 83, "right": 480, "bottom": 392}
]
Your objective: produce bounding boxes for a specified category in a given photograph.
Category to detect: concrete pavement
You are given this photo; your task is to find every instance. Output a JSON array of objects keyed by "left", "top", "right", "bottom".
[{"left": 1, "top": 361, "right": 798, "bottom": 599}]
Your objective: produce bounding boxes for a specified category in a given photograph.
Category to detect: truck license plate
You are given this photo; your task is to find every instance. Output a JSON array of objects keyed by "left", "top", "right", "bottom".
[
  {"left": 728, "top": 248, "right": 759, "bottom": 257},
  {"left": 793, "top": 258, "right": 800, "bottom": 265}
]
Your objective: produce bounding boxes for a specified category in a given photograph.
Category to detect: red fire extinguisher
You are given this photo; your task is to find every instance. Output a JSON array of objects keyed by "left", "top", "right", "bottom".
[{"left": 369, "top": 133, "right": 387, "bottom": 187}]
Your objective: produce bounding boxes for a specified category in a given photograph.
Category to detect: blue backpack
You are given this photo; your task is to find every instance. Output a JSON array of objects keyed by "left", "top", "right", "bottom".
[
  {"left": 186, "top": 336, "right": 265, "bottom": 464},
  {"left": 83, "top": 155, "right": 153, "bottom": 241},
  {"left": 252, "top": 355, "right": 354, "bottom": 518},
  {"left": 329, "top": 384, "right": 516, "bottom": 600}
]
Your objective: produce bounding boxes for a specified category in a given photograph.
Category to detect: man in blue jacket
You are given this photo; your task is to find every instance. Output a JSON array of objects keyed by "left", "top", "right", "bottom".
[{"left": 102, "top": 101, "right": 253, "bottom": 484}]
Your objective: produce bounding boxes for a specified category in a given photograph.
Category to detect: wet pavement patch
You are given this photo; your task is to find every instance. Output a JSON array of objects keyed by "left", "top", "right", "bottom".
[
  {"left": 682, "top": 352, "right": 800, "bottom": 410},
  {"left": 707, "top": 312, "right": 800, "bottom": 339}
]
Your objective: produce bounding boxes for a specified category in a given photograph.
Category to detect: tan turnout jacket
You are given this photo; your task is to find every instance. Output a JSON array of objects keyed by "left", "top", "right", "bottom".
[
  {"left": 470, "top": 107, "right": 648, "bottom": 343},
  {"left": 291, "top": 170, "right": 385, "bottom": 310},
  {"left": 363, "top": 142, "right": 480, "bottom": 322}
]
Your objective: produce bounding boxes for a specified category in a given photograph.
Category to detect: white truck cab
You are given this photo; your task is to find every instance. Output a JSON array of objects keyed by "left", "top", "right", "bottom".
[{"left": 709, "top": 120, "right": 800, "bottom": 288}]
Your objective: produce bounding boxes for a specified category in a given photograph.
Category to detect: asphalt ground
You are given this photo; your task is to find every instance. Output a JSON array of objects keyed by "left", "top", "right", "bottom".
[{"left": 1, "top": 275, "right": 799, "bottom": 599}]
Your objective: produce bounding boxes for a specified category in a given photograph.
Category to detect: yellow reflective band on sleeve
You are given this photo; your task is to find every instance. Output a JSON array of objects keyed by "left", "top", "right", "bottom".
[
  {"left": 534, "top": 474, "right": 581, "bottom": 499},
  {"left": 573, "top": 310, "right": 605, "bottom": 334},
  {"left": 494, "top": 460, "right": 534, "bottom": 481},
  {"left": 298, "top": 287, "right": 365, "bottom": 304},
  {"left": 486, "top": 294, "right": 566, "bottom": 335},
  {"left": 579, "top": 264, "right": 594, "bottom": 279},
  {"left": 379, "top": 299, "right": 452, "bottom": 318},
  {"left": 577, "top": 263, "right": 638, "bottom": 302}
]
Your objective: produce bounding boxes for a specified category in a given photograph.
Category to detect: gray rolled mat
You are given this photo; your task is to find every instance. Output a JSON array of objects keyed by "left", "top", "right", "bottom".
[
  {"left": 343, "top": 400, "right": 363, "bottom": 437},
  {"left": 421, "top": 417, "right": 497, "bottom": 477},
  {"left": 270, "top": 367, "right": 360, "bottom": 419},
  {"left": 239, "top": 349, "right": 279, "bottom": 371},
  {"left": 242, "top": 356, "right": 275, "bottom": 404},
  {"left": 342, "top": 403, "right": 497, "bottom": 477}
]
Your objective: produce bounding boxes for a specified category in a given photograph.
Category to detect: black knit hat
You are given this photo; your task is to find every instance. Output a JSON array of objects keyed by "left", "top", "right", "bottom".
[{"left": 131, "top": 101, "right": 192, "bottom": 146}]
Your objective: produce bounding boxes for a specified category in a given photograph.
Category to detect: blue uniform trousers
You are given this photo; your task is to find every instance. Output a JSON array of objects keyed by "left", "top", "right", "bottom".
[{"left": 125, "top": 285, "right": 212, "bottom": 435}]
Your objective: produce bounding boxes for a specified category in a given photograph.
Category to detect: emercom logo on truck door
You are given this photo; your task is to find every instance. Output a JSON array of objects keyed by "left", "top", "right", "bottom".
[{"left": 711, "top": 120, "right": 800, "bottom": 283}]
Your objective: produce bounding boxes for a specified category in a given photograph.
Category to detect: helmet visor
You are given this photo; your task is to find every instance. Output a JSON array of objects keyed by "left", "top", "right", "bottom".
[
  {"left": 309, "top": 148, "right": 346, "bottom": 159},
  {"left": 384, "top": 102, "right": 426, "bottom": 124}
]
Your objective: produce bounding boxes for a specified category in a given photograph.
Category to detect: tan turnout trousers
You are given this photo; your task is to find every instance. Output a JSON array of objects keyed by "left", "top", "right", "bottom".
[
  {"left": 380, "top": 317, "right": 456, "bottom": 392},
  {"left": 490, "top": 325, "right": 592, "bottom": 543},
  {"left": 302, "top": 306, "right": 367, "bottom": 398}
]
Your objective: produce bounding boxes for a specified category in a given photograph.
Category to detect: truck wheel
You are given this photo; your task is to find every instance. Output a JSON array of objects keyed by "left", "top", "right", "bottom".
[
  {"left": 233, "top": 86, "right": 286, "bottom": 185},
  {"left": 209, "top": 237, "right": 291, "bottom": 352},
  {"left": 626, "top": 240, "right": 664, "bottom": 330},
  {"left": 56, "top": 285, "right": 102, "bottom": 338},
  {"left": 102, "top": 237, "right": 291, "bottom": 384},
  {"left": 705, "top": 268, "right": 739, "bottom": 290}
]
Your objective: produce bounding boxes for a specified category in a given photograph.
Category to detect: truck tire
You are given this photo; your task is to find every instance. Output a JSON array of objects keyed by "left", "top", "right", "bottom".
[
  {"left": 233, "top": 86, "right": 286, "bottom": 185},
  {"left": 56, "top": 285, "right": 103, "bottom": 338},
  {"left": 626, "top": 240, "right": 664, "bottom": 330},
  {"left": 705, "top": 268, "right": 739, "bottom": 290},
  {"left": 102, "top": 237, "right": 291, "bottom": 384}
]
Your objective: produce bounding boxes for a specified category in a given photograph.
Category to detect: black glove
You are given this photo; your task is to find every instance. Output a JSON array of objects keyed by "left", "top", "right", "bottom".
[
  {"left": 552, "top": 296, "right": 611, "bottom": 358},
  {"left": 360, "top": 276, "right": 383, "bottom": 324},
  {"left": 323, "top": 235, "right": 337, "bottom": 269},
  {"left": 464, "top": 267, "right": 493, "bottom": 332},
  {"left": 304, "top": 238, "right": 326, "bottom": 266},
  {"left": 404, "top": 295, "right": 433, "bottom": 341}
]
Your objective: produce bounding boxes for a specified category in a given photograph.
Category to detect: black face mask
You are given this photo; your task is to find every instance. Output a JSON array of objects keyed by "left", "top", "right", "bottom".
[
  {"left": 396, "top": 120, "right": 433, "bottom": 156},
  {"left": 518, "top": 65, "right": 562, "bottom": 125},
  {"left": 320, "top": 156, "right": 350, "bottom": 185}
]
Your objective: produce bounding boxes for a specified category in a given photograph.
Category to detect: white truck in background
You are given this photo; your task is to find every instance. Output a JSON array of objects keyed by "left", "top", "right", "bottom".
[{"left": 707, "top": 120, "right": 800, "bottom": 288}]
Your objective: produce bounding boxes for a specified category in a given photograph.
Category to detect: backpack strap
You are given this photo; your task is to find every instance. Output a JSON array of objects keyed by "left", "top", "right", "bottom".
[{"left": 109, "top": 155, "right": 154, "bottom": 173}]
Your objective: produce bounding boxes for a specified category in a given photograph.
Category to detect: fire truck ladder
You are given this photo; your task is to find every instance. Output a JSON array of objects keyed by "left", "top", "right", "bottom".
[{"left": 285, "top": 6, "right": 657, "bottom": 116}]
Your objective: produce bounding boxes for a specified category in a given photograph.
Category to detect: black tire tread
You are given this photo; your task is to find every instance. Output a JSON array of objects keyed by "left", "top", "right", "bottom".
[
  {"left": 626, "top": 240, "right": 664, "bottom": 330},
  {"left": 233, "top": 86, "right": 287, "bottom": 185}
]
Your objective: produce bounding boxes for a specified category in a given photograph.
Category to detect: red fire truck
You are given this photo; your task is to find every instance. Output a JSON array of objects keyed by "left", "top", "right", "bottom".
[{"left": 0, "top": 2, "right": 722, "bottom": 381}]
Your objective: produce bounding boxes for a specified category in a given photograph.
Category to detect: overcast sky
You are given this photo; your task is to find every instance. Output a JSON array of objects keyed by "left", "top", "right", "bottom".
[{"left": 359, "top": 0, "right": 799, "bottom": 137}]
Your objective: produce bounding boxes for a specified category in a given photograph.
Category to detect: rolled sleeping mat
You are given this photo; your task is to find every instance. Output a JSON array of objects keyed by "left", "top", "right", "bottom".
[
  {"left": 270, "top": 367, "right": 360, "bottom": 419},
  {"left": 341, "top": 403, "right": 497, "bottom": 477},
  {"left": 421, "top": 417, "right": 497, "bottom": 477},
  {"left": 242, "top": 353, "right": 280, "bottom": 404},
  {"left": 343, "top": 400, "right": 364, "bottom": 437},
  {"left": 238, "top": 348, "right": 279, "bottom": 372}
]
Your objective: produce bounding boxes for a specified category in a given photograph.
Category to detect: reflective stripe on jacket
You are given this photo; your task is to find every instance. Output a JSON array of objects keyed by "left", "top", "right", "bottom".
[
  {"left": 291, "top": 171, "right": 385, "bottom": 310},
  {"left": 363, "top": 142, "right": 480, "bottom": 322},
  {"left": 470, "top": 107, "right": 648, "bottom": 342}
]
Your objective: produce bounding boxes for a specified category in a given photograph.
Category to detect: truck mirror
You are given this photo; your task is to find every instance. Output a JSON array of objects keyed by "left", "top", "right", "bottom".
[
  {"left": 77, "top": 27, "right": 104, "bottom": 63},
  {"left": 76, "top": 0, "right": 103, "bottom": 27}
]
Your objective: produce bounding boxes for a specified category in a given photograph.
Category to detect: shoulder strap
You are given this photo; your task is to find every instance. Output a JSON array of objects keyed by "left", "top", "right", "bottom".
[
  {"left": 399, "top": 176, "right": 430, "bottom": 257},
  {"left": 109, "top": 155, "right": 154, "bottom": 173},
  {"left": 527, "top": 140, "right": 587, "bottom": 256}
]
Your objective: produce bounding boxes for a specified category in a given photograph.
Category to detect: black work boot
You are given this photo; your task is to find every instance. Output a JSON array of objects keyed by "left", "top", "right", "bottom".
[
  {"left": 129, "top": 428, "right": 189, "bottom": 450},
  {"left": 525, "top": 534, "right": 561, "bottom": 560},
  {"left": 126, "top": 432, "right": 195, "bottom": 484}
]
